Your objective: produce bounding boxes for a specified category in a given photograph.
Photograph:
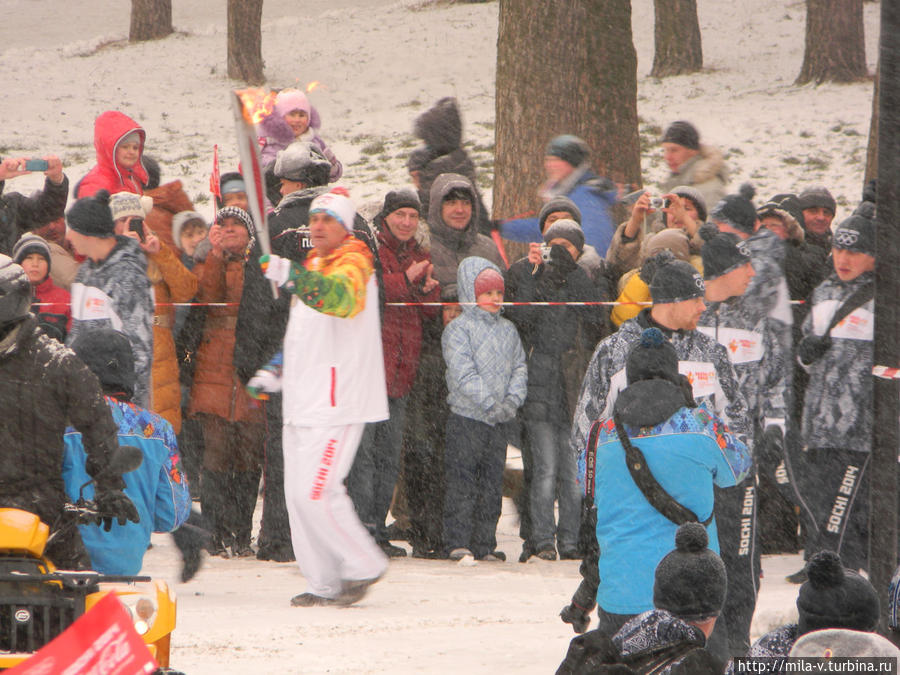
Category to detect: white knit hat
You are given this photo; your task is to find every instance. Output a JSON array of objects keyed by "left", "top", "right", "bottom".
[{"left": 309, "top": 190, "right": 355, "bottom": 232}]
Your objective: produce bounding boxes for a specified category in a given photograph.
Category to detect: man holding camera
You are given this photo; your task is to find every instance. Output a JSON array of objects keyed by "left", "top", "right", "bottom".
[
  {"left": 65, "top": 190, "right": 154, "bottom": 408},
  {"left": 797, "top": 213, "right": 875, "bottom": 574},
  {"left": 506, "top": 220, "right": 606, "bottom": 562},
  {"left": 0, "top": 155, "right": 68, "bottom": 256}
]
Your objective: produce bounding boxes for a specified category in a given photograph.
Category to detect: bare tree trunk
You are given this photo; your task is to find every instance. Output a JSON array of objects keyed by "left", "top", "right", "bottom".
[
  {"left": 870, "top": 0, "right": 900, "bottom": 634},
  {"left": 797, "top": 0, "right": 867, "bottom": 84},
  {"left": 129, "top": 0, "right": 172, "bottom": 42},
  {"left": 494, "top": 0, "right": 641, "bottom": 261},
  {"left": 865, "top": 59, "right": 879, "bottom": 185},
  {"left": 227, "top": 0, "right": 265, "bottom": 85},
  {"left": 650, "top": 0, "right": 703, "bottom": 78}
]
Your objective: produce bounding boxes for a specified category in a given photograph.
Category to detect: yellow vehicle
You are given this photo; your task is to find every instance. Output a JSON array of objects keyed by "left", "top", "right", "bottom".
[{"left": 0, "top": 449, "right": 180, "bottom": 672}]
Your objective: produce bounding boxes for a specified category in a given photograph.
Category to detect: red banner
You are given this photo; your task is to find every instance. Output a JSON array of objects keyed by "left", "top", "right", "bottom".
[{"left": 7, "top": 592, "right": 157, "bottom": 675}]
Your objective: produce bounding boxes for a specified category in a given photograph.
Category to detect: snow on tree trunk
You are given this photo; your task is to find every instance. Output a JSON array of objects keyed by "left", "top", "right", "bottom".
[
  {"left": 650, "top": 0, "right": 703, "bottom": 78},
  {"left": 227, "top": 0, "right": 265, "bottom": 85},
  {"left": 796, "top": 0, "right": 868, "bottom": 84},
  {"left": 129, "top": 0, "right": 172, "bottom": 42},
  {"left": 493, "top": 0, "right": 641, "bottom": 261}
]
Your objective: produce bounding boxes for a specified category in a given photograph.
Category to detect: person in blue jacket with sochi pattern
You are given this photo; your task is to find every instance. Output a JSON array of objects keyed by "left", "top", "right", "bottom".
[{"left": 62, "top": 328, "right": 190, "bottom": 575}]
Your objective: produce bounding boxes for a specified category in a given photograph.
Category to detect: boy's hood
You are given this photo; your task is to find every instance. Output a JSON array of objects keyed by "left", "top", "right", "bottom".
[{"left": 456, "top": 255, "right": 501, "bottom": 310}]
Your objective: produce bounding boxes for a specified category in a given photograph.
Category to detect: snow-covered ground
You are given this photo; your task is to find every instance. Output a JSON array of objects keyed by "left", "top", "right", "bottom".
[
  {"left": 140, "top": 501, "right": 805, "bottom": 674},
  {"left": 0, "top": 0, "right": 881, "bottom": 672}
]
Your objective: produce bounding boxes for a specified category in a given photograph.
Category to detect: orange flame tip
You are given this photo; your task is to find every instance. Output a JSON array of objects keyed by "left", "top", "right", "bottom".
[{"left": 237, "top": 88, "right": 278, "bottom": 125}]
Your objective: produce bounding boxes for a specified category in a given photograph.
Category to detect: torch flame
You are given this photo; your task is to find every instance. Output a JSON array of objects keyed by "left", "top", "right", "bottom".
[
  {"left": 236, "top": 88, "right": 278, "bottom": 125},
  {"left": 306, "top": 81, "right": 321, "bottom": 93}
]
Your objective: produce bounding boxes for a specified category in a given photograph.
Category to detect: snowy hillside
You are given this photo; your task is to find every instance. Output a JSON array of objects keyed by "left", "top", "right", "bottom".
[
  {"left": 0, "top": 1, "right": 882, "bottom": 672},
  {"left": 1, "top": 0, "right": 880, "bottom": 220}
]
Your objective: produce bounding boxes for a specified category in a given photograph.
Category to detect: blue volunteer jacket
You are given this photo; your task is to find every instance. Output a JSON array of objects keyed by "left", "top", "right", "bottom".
[
  {"left": 580, "top": 401, "right": 750, "bottom": 615},
  {"left": 63, "top": 397, "right": 191, "bottom": 575}
]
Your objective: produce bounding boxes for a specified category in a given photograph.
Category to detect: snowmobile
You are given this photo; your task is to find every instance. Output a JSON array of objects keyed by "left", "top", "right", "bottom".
[{"left": 0, "top": 447, "right": 180, "bottom": 672}]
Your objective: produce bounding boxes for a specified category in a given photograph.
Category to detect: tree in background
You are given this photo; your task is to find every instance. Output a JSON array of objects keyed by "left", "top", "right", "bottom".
[
  {"left": 865, "top": 60, "right": 879, "bottom": 185},
  {"left": 797, "top": 0, "right": 868, "bottom": 84},
  {"left": 493, "top": 0, "right": 641, "bottom": 258},
  {"left": 228, "top": 0, "right": 265, "bottom": 85},
  {"left": 650, "top": 0, "right": 703, "bottom": 78},
  {"left": 129, "top": 0, "right": 173, "bottom": 42}
]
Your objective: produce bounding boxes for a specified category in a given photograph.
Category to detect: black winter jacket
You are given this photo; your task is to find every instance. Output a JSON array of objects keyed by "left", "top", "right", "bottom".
[
  {"left": 505, "top": 248, "right": 605, "bottom": 421},
  {"left": 0, "top": 176, "right": 69, "bottom": 255},
  {"left": 0, "top": 316, "right": 119, "bottom": 522}
]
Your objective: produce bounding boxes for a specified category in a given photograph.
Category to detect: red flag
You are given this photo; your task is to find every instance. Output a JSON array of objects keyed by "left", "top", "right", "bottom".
[
  {"left": 209, "top": 144, "right": 221, "bottom": 203},
  {"left": 7, "top": 592, "right": 157, "bottom": 675}
]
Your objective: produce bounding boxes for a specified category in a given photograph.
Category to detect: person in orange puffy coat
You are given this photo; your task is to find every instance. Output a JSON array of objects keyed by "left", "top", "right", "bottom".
[
  {"left": 188, "top": 207, "right": 264, "bottom": 558},
  {"left": 108, "top": 192, "right": 199, "bottom": 434}
]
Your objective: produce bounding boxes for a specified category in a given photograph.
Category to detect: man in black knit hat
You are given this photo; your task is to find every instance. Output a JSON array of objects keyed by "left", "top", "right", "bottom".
[
  {"left": 695, "top": 225, "right": 790, "bottom": 656},
  {"left": 559, "top": 522, "right": 730, "bottom": 674},
  {"left": 65, "top": 190, "right": 154, "bottom": 408}
]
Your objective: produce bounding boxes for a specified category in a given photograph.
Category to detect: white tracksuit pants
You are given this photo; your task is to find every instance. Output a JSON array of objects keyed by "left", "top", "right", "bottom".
[{"left": 283, "top": 423, "right": 388, "bottom": 599}]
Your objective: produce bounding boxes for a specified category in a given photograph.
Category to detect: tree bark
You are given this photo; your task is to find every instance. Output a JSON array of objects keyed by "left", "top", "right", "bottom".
[
  {"left": 650, "top": 0, "right": 703, "bottom": 78},
  {"left": 865, "top": 59, "right": 879, "bottom": 185},
  {"left": 871, "top": 0, "right": 900, "bottom": 635},
  {"left": 129, "top": 0, "right": 173, "bottom": 42},
  {"left": 796, "top": 0, "right": 868, "bottom": 84},
  {"left": 494, "top": 0, "right": 641, "bottom": 260},
  {"left": 227, "top": 0, "right": 265, "bottom": 85}
]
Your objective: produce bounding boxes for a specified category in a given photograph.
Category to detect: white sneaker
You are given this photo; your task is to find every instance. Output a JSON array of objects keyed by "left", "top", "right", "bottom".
[{"left": 448, "top": 547, "right": 473, "bottom": 561}]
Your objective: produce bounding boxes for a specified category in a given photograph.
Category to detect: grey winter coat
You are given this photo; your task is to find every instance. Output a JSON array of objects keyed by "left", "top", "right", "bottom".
[
  {"left": 659, "top": 144, "right": 728, "bottom": 213},
  {"left": 745, "top": 227, "right": 793, "bottom": 372},
  {"left": 427, "top": 173, "right": 504, "bottom": 298},
  {"left": 67, "top": 236, "right": 154, "bottom": 408}
]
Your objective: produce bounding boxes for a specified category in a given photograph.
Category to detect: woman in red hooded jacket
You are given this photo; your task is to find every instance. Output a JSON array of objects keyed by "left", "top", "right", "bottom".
[{"left": 76, "top": 111, "right": 148, "bottom": 198}]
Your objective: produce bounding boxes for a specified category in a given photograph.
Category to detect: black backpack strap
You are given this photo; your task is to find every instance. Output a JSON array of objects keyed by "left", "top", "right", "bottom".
[
  {"left": 585, "top": 420, "right": 602, "bottom": 500},
  {"left": 613, "top": 411, "right": 712, "bottom": 527},
  {"left": 825, "top": 281, "right": 875, "bottom": 336}
]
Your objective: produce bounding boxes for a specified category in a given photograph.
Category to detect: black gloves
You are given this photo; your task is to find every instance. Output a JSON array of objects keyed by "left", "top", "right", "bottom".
[
  {"left": 94, "top": 489, "right": 140, "bottom": 532},
  {"left": 798, "top": 334, "right": 832, "bottom": 365},
  {"left": 540, "top": 244, "right": 578, "bottom": 290},
  {"left": 760, "top": 424, "right": 785, "bottom": 469},
  {"left": 560, "top": 602, "right": 592, "bottom": 634}
]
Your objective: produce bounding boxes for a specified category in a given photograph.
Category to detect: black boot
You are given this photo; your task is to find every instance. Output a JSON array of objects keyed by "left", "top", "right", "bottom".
[
  {"left": 201, "top": 470, "right": 231, "bottom": 557},
  {"left": 228, "top": 469, "right": 261, "bottom": 557},
  {"left": 172, "top": 509, "right": 210, "bottom": 582}
]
